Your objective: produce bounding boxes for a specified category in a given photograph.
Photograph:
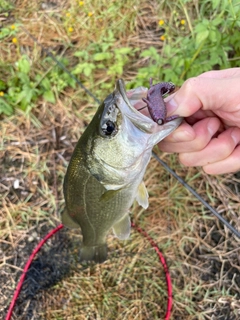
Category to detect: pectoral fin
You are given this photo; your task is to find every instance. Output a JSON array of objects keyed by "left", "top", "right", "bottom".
[
  {"left": 135, "top": 181, "right": 149, "bottom": 209},
  {"left": 112, "top": 214, "right": 131, "bottom": 240},
  {"left": 61, "top": 208, "right": 79, "bottom": 229},
  {"left": 100, "top": 189, "right": 121, "bottom": 202}
]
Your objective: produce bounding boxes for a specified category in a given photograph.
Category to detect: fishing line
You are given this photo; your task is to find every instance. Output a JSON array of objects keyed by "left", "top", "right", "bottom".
[
  {"left": 20, "top": 25, "right": 239, "bottom": 238},
  {"left": 6, "top": 25, "right": 239, "bottom": 319},
  {"left": 5, "top": 223, "right": 172, "bottom": 320},
  {"left": 152, "top": 152, "right": 240, "bottom": 239}
]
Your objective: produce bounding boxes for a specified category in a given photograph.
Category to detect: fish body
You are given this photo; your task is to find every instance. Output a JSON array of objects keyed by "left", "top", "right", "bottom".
[{"left": 62, "top": 79, "right": 182, "bottom": 263}]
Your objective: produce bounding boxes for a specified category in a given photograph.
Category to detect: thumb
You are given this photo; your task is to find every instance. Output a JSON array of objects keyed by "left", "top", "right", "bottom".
[{"left": 166, "top": 76, "right": 239, "bottom": 117}]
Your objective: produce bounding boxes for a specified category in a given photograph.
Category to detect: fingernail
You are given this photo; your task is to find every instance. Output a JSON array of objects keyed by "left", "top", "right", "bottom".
[
  {"left": 171, "top": 128, "right": 195, "bottom": 142},
  {"left": 231, "top": 128, "right": 240, "bottom": 145},
  {"left": 207, "top": 118, "right": 219, "bottom": 136},
  {"left": 166, "top": 97, "right": 178, "bottom": 114}
]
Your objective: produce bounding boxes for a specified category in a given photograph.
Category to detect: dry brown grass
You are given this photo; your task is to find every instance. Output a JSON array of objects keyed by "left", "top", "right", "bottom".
[{"left": 1, "top": 1, "right": 240, "bottom": 320}]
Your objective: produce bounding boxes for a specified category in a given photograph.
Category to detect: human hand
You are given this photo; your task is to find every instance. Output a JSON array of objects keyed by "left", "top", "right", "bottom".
[{"left": 158, "top": 68, "right": 240, "bottom": 174}]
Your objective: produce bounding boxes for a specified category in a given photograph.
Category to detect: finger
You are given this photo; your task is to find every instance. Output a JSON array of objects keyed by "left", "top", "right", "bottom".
[
  {"left": 161, "top": 121, "right": 196, "bottom": 143},
  {"left": 198, "top": 68, "right": 240, "bottom": 79},
  {"left": 159, "top": 117, "right": 220, "bottom": 153},
  {"left": 179, "top": 127, "right": 240, "bottom": 167},
  {"left": 203, "top": 144, "right": 240, "bottom": 174},
  {"left": 166, "top": 76, "right": 240, "bottom": 117}
]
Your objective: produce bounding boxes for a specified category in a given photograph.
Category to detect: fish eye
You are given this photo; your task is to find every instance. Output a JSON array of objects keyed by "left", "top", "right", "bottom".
[{"left": 101, "top": 120, "right": 117, "bottom": 136}]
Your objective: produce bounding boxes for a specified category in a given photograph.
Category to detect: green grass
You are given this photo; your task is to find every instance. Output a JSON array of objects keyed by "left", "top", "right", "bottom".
[
  {"left": 1, "top": 0, "right": 240, "bottom": 115},
  {"left": 0, "top": 0, "right": 240, "bottom": 319}
]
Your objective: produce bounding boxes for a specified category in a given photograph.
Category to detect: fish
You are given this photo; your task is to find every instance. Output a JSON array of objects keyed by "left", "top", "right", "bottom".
[{"left": 62, "top": 79, "right": 182, "bottom": 263}]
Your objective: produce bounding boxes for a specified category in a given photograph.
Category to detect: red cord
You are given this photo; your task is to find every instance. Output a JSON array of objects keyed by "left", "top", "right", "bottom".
[
  {"left": 131, "top": 222, "right": 172, "bottom": 320},
  {"left": 5, "top": 223, "right": 172, "bottom": 320},
  {"left": 5, "top": 224, "right": 64, "bottom": 320}
]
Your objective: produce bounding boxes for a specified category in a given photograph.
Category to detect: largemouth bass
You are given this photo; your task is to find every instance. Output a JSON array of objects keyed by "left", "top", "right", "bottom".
[{"left": 62, "top": 79, "right": 182, "bottom": 263}]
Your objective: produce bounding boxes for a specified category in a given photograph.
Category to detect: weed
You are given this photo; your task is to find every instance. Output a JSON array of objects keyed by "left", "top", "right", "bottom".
[
  {"left": 0, "top": 23, "right": 19, "bottom": 40},
  {"left": 130, "top": 0, "right": 240, "bottom": 87},
  {"left": 0, "top": 0, "right": 14, "bottom": 13},
  {"left": 72, "top": 31, "right": 137, "bottom": 89},
  {"left": 0, "top": 55, "right": 77, "bottom": 115}
]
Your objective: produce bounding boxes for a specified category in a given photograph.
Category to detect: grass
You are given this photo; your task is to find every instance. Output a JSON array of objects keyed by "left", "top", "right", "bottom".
[{"left": 1, "top": 0, "right": 240, "bottom": 319}]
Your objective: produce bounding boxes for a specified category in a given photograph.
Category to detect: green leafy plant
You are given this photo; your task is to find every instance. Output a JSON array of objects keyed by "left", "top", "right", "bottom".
[
  {"left": 0, "top": 56, "right": 38, "bottom": 115},
  {"left": 130, "top": 0, "right": 240, "bottom": 88},
  {"left": 0, "top": 23, "right": 19, "bottom": 40},
  {"left": 72, "top": 31, "right": 137, "bottom": 90},
  {"left": 0, "top": 55, "right": 76, "bottom": 115},
  {"left": 0, "top": 0, "right": 14, "bottom": 14}
]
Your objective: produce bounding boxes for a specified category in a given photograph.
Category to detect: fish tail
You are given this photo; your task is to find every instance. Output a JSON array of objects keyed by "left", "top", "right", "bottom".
[{"left": 80, "top": 244, "right": 107, "bottom": 264}]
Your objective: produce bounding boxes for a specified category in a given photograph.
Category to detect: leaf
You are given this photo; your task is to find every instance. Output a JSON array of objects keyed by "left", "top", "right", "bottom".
[
  {"left": 93, "top": 52, "right": 112, "bottom": 61},
  {"left": 41, "top": 77, "right": 51, "bottom": 90},
  {"left": 195, "top": 30, "right": 209, "bottom": 47},
  {"left": 163, "top": 44, "right": 172, "bottom": 56},
  {"left": 209, "top": 29, "right": 221, "bottom": 43},
  {"left": 107, "top": 64, "right": 123, "bottom": 76},
  {"left": 0, "top": 80, "right": 7, "bottom": 91},
  {"left": 0, "top": 98, "right": 13, "bottom": 115},
  {"left": 209, "top": 51, "right": 222, "bottom": 65},
  {"left": 63, "top": 75, "right": 76, "bottom": 88},
  {"left": 23, "top": 87, "right": 35, "bottom": 103},
  {"left": 20, "top": 97, "right": 29, "bottom": 110},
  {"left": 17, "top": 72, "right": 30, "bottom": 85},
  {"left": 43, "top": 90, "right": 55, "bottom": 103},
  {"left": 211, "top": 17, "right": 224, "bottom": 26},
  {"left": 0, "top": 28, "right": 11, "bottom": 39},
  {"left": 14, "top": 90, "right": 27, "bottom": 104},
  {"left": 18, "top": 57, "right": 31, "bottom": 74},
  {"left": 72, "top": 63, "right": 85, "bottom": 75},
  {"left": 83, "top": 66, "right": 92, "bottom": 77},
  {"left": 116, "top": 47, "right": 132, "bottom": 55},
  {"left": 140, "top": 47, "right": 158, "bottom": 58},
  {"left": 211, "top": 0, "right": 220, "bottom": 10},
  {"left": 115, "top": 64, "right": 123, "bottom": 75},
  {"left": 74, "top": 51, "right": 88, "bottom": 59},
  {"left": 195, "top": 20, "right": 209, "bottom": 33},
  {"left": 101, "top": 43, "right": 112, "bottom": 52}
]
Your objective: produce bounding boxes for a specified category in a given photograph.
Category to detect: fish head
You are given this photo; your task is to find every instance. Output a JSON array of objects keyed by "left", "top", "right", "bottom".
[{"left": 85, "top": 79, "right": 182, "bottom": 187}]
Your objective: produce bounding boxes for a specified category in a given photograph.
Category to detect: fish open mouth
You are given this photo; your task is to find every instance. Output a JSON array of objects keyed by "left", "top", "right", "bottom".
[
  {"left": 116, "top": 79, "right": 148, "bottom": 114},
  {"left": 115, "top": 79, "right": 156, "bottom": 133},
  {"left": 115, "top": 79, "right": 182, "bottom": 134}
]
